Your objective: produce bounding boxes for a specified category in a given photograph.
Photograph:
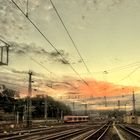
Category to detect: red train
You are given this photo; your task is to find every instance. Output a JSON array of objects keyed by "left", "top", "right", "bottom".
[{"left": 64, "top": 116, "right": 89, "bottom": 123}]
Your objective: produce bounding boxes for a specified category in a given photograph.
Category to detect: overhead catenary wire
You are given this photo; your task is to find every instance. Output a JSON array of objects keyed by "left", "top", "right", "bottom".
[
  {"left": 101, "top": 61, "right": 140, "bottom": 74},
  {"left": 89, "top": 61, "right": 140, "bottom": 74},
  {"left": 0, "top": 47, "right": 77, "bottom": 90},
  {"left": 28, "top": 56, "right": 79, "bottom": 90},
  {"left": 0, "top": 80, "right": 27, "bottom": 89},
  {"left": 115, "top": 65, "right": 140, "bottom": 84},
  {"left": 28, "top": 55, "right": 53, "bottom": 75},
  {"left": 88, "top": 66, "right": 140, "bottom": 101},
  {"left": 10, "top": 0, "right": 89, "bottom": 86},
  {"left": 27, "top": 54, "right": 70, "bottom": 81},
  {"left": 27, "top": 55, "right": 61, "bottom": 87},
  {"left": 49, "top": 0, "right": 92, "bottom": 75},
  {"left": 0, "top": 42, "right": 62, "bottom": 91}
]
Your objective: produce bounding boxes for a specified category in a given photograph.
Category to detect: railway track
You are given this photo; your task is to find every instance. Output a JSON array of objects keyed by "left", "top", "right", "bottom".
[
  {"left": 71, "top": 123, "right": 110, "bottom": 140},
  {"left": 119, "top": 124, "right": 140, "bottom": 139},
  {"left": 0, "top": 126, "right": 51, "bottom": 139},
  {"left": 0, "top": 124, "right": 96, "bottom": 140},
  {"left": 32, "top": 123, "right": 109, "bottom": 140},
  {"left": 0, "top": 122, "right": 109, "bottom": 140},
  {"left": 0, "top": 125, "right": 77, "bottom": 140},
  {"left": 29, "top": 126, "right": 96, "bottom": 140},
  {"left": 83, "top": 123, "right": 110, "bottom": 140}
]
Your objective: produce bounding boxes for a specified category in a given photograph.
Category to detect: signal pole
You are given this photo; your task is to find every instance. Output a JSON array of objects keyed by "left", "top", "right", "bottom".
[
  {"left": 84, "top": 103, "right": 87, "bottom": 115},
  {"left": 60, "top": 110, "right": 63, "bottom": 124},
  {"left": 1, "top": 47, "right": 3, "bottom": 63},
  {"left": 132, "top": 91, "right": 136, "bottom": 116},
  {"left": 118, "top": 100, "right": 120, "bottom": 111},
  {"left": 104, "top": 96, "right": 107, "bottom": 107},
  {"left": 0, "top": 39, "right": 10, "bottom": 65},
  {"left": 27, "top": 71, "right": 33, "bottom": 128},
  {"left": 44, "top": 95, "right": 47, "bottom": 125},
  {"left": 72, "top": 101, "right": 75, "bottom": 115}
]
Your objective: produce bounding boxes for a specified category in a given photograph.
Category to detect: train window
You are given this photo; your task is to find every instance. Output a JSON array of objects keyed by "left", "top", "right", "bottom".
[
  {"left": 67, "top": 117, "right": 72, "bottom": 120},
  {"left": 83, "top": 117, "right": 85, "bottom": 120},
  {"left": 79, "top": 118, "right": 82, "bottom": 120},
  {"left": 74, "top": 117, "right": 77, "bottom": 121}
]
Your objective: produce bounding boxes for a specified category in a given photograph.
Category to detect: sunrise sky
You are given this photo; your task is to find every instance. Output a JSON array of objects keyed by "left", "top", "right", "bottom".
[{"left": 1, "top": 0, "right": 140, "bottom": 110}]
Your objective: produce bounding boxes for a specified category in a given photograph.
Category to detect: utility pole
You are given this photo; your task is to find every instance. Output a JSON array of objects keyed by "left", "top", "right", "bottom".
[
  {"left": 44, "top": 95, "right": 47, "bottom": 125},
  {"left": 60, "top": 110, "right": 63, "bottom": 124},
  {"left": 84, "top": 103, "right": 87, "bottom": 116},
  {"left": 132, "top": 91, "right": 136, "bottom": 116},
  {"left": 104, "top": 96, "right": 107, "bottom": 107},
  {"left": 26, "top": 71, "right": 33, "bottom": 128},
  {"left": 23, "top": 104, "right": 26, "bottom": 123},
  {"left": 56, "top": 108, "right": 59, "bottom": 122},
  {"left": 125, "top": 103, "right": 127, "bottom": 115},
  {"left": 1, "top": 47, "right": 3, "bottom": 63},
  {"left": 16, "top": 111, "right": 19, "bottom": 125},
  {"left": 0, "top": 39, "right": 10, "bottom": 65},
  {"left": 118, "top": 100, "right": 120, "bottom": 112},
  {"left": 72, "top": 101, "right": 75, "bottom": 115}
]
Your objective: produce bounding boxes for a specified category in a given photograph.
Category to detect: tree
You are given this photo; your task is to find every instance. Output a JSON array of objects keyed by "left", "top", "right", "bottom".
[{"left": 31, "top": 95, "right": 71, "bottom": 119}]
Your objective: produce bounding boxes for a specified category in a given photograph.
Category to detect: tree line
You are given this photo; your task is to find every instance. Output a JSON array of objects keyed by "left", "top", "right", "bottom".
[{"left": 0, "top": 86, "right": 71, "bottom": 121}]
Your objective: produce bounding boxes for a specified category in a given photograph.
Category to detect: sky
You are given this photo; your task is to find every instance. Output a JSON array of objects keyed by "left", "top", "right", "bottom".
[{"left": 1, "top": 0, "right": 140, "bottom": 111}]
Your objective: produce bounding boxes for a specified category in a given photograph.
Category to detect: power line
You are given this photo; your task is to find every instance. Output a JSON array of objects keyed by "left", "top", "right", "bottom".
[
  {"left": 116, "top": 66, "right": 140, "bottom": 84},
  {"left": 1, "top": 42, "right": 79, "bottom": 90},
  {"left": 28, "top": 56, "right": 80, "bottom": 90},
  {"left": 49, "top": 0, "right": 91, "bottom": 75},
  {"left": 103, "top": 61, "right": 140, "bottom": 74},
  {"left": 26, "top": 55, "right": 66, "bottom": 81},
  {"left": 94, "top": 61, "right": 140, "bottom": 74},
  {"left": 0, "top": 80, "right": 27, "bottom": 88},
  {"left": 10, "top": 0, "right": 89, "bottom": 86},
  {"left": 28, "top": 55, "right": 52, "bottom": 74},
  {"left": 0, "top": 45, "right": 75, "bottom": 90}
]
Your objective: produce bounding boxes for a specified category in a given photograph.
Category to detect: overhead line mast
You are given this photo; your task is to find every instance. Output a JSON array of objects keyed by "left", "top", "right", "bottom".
[
  {"left": 26, "top": 71, "right": 33, "bottom": 128},
  {"left": 132, "top": 91, "right": 136, "bottom": 116},
  {"left": 0, "top": 38, "right": 10, "bottom": 65}
]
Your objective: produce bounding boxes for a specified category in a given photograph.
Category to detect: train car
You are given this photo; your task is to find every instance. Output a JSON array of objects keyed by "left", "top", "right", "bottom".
[{"left": 64, "top": 115, "right": 89, "bottom": 123}]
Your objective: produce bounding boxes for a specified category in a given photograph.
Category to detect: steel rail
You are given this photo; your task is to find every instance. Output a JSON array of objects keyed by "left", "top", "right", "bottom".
[
  {"left": 119, "top": 124, "right": 140, "bottom": 138},
  {"left": 33, "top": 126, "right": 95, "bottom": 140},
  {"left": 83, "top": 122, "right": 111, "bottom": 140},
  {"left": 1, "top": 126, "right": 71, "bottom": 140}
]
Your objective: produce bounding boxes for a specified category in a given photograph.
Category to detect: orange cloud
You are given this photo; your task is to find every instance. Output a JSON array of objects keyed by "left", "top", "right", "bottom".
[
  {"left": 77, "top": 79, "right": 140, "bottom": 97},
  {"left": 18, "top": 78, "right": 140, "bottom": 99}
]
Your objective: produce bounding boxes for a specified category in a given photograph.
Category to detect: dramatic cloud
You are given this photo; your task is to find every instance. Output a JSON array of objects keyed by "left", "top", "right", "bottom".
[
  {"left": 7, "top": 41, "right": 82, "bottom": 65},
  {"left": 47, "top": 77, "right": 140, "bottom": 99},
  {"left": 0, "top": 0, "right": 52, "bottom": 40},
  {"left": 77, "top": 79, "right": 140, "bottom": 97},
  {"left": 1, "top": 0, "right": 140, "bottom": 111},
  {"left": 9, "top": 42, "right": 48, "bottom": 55},
  {"left": 48, "top": 50, "right": 70, "bottom": 65}
]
